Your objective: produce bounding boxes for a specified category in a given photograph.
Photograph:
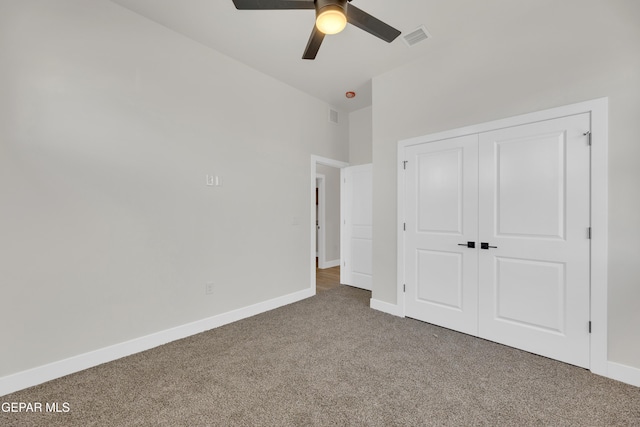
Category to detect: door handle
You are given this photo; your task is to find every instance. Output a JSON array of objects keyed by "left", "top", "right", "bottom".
[
  {"left": 458, "top": 241, "right": 475, "bottom": 248},
  {"left": 480, "top": 242, "right": 497, "bottom": 250}
]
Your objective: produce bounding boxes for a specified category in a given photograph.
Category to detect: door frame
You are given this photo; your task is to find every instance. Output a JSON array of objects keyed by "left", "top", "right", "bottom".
[
  {"left": 397, "top": 98, "right": 608, "bottom": 376},
  {"left": 316, "top": 173, "right": 326, "bottom": 264},
  {"left": 310, "top": 156, "right": 349, "bottom": 292}
]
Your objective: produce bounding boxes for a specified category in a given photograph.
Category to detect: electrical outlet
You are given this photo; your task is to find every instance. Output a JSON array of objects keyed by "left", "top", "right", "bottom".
[{"left": 205, "top": 283, "right": 214, "bottom": 295}]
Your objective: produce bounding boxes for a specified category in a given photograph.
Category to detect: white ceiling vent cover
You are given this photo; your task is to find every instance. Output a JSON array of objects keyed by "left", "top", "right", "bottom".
[
  {"left": 328, "top": 108, "right": 339, "bottom": 124},
  {"left": 403, "top": 25, "right": 431, "bottom": 47}
]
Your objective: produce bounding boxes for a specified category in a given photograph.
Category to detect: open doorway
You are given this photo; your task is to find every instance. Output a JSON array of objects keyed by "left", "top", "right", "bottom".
[
  {"left": 316, "top": 171, "right": 340, "bottom": 293},
  {"left": 310, "top": 156, "right": 348, "bottom": 293}
]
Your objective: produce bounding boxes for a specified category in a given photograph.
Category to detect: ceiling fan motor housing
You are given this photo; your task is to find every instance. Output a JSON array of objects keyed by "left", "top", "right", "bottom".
[{"left": 315, "top": 0, "right": 347, "bottom": 17}]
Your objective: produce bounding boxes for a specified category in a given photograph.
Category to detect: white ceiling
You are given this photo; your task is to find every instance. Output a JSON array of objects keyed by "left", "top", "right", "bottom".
[{"left": 109, "top": 0, "right": 541, "bottom": 112}]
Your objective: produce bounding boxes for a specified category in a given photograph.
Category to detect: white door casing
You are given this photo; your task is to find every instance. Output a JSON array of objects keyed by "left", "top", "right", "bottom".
[
  {"left": 316, "top": 174, "right": 325, "bottom": 260},
  {"left": 396, "top": 98, "right": 608, "bottom": 377},
  {"left": 401, "top": 110, "right": 595, "bottom": 369},
  {"left": 341, "top": 164, "right": 373, "bottom": 290}
]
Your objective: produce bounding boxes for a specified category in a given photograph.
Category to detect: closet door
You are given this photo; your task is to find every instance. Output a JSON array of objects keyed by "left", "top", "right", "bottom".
[
  {"left": 477, "top": 114, "right": 591, "bottom": 368},
  {"left": 404, "top": 135, "right": 479, "bottom": 335}
]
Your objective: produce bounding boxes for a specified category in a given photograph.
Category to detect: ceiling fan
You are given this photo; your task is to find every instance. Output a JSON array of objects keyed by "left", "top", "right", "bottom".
[{"left": 231, "top": 0, "right": 401, "bottom": 60}]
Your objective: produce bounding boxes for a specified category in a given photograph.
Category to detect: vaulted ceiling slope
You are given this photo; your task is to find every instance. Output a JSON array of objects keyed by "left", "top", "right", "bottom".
[{"left": 109, "top": 0, "right": 557, "bottom": 112}]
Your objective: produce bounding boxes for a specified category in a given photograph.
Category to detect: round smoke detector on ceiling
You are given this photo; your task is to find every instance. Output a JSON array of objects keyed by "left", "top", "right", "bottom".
[{"left": 345, "top": 91, "right": 356, "bottom": 99}]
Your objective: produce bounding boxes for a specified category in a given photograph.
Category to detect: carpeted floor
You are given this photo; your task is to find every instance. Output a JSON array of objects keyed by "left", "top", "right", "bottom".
[{"left": 2, "top": 286, "right": 639, "bottom": 426}]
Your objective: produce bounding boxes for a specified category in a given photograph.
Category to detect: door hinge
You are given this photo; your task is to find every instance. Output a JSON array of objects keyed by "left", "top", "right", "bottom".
[
  {"left": 403, "top": 284, "right": 406, "bottom": 293},
  {"left": 403, "top": 223, "right": 406, "bottom": 231},
  {"left": 588, "top": 227, "right": 591, "bottom": 239},
  {"left": 584, "top": 131, "right": 592, "bottom": 146},
  {"left": 403, "top": 160, "right": 408, "bottom": 170},
  {"left": 589, "top": 321, "right": 592, "bottom": 333}
]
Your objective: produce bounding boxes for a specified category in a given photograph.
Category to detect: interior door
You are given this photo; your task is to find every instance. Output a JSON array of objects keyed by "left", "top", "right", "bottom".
[
  {"left": 341, "top": 164, "right": 373, "bottom": 290},
  {"left": 478, "top": 113, "right": 591, "bottom": 368},
  {"left": 404, "top": 135, "right": 479, "bottom": 335}
]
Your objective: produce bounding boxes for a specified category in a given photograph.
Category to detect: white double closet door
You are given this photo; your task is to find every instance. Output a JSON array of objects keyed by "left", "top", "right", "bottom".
[{"left": 404, "top": 113, "right": 591, "bottom": 368}]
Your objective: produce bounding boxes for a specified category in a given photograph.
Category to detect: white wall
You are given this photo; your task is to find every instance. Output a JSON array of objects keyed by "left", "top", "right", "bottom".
[
  {"left": 316, "top": 165, "right": 341, "bottom": 264},
  {"left": 372, "top": 0, "right": 640, "bottom": 369},
  {"left": 348, "top": 106, "right": 372, "bottom": 165},
  {"left": 0, "top": 0, "right": 347, "bottom": 378}
]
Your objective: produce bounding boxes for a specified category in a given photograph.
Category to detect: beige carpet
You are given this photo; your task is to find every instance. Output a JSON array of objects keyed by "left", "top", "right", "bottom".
[{"left": 2, "top": 286, "right": 639, "bottom": 426}]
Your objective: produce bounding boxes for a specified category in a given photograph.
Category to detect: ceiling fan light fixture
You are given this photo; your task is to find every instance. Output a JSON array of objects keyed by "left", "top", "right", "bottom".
[{"left": 315, "top": 6, "right": 347, "bottom": 35}]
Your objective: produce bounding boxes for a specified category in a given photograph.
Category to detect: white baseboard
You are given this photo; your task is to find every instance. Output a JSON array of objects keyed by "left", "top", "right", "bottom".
[
  {"left": 319, "top": 259, "right": 340, "bottom": 269},
  {"left": 0, "top": 287, "right": 314, "bottom": 397},
  {"left": 607, "top": 361, "right": 640, "bottom": 388},
  {"left": 370, "top": 298, "right": 403, "bottom": 317}
]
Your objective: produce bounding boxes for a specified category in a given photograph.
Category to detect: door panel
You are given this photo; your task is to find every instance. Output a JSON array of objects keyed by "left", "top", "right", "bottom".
[
  {"left": 341, "top": 164, "right": 372, "bottom": 290},
  {"left": 494, "top": 132, "right": 565, "bottom": 238},
  {"left": 405, "top": 135, "right": 479, "bottom": 335},
  {"left": 494, "top": 257, "right": 565, "bottom": 333},
  {"left": 417, "top": 148, "right": 465, "bottom": 234},
  {"left": 478, "top": 113, "right": 591, "bottom": 368},
  {"left": 350, "top": 237, "right": 372, "bottom": 289},
  {"left": 416, "top": 250, "right": 463, "bottom": 309}
]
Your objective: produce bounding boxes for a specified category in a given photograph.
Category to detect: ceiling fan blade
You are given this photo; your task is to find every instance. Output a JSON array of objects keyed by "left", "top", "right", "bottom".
[
  {"left": 302, "top": 25, "right": 325, "bottom": 60},
  {"left": 346, "top": 4, "right": 401, "bottom": 43},
  {"left": 232, "top": 0, "right": 314, "bottom": 9}
]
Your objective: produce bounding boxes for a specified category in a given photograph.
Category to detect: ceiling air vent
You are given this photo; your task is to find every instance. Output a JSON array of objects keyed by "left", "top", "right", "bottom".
[
  {"left": 402, "top": 25, "right": 431, "bottom": 47},
  {"left": 328, "top": 108, "right": 339, "bottom": 124}
]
